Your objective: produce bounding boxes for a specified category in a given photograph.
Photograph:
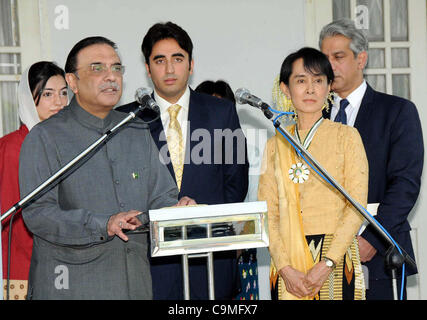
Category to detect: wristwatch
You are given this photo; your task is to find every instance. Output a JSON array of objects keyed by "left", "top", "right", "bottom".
[{"left": 322, "top": 256, "right": 336, "bottom": 269}]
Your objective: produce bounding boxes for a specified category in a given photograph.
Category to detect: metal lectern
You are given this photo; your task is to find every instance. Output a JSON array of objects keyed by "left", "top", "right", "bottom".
[{"left": 149, "top": 201, "right": 269, "bottom": 300}]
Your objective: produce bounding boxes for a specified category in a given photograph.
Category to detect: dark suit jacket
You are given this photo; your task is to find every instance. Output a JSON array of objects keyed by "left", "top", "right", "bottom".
[
  {"left": 323, "top": 84, "right": 423, "bottom": 280},
  {"left": 117, "top": 89, "right": 249, "bottom": 299}
]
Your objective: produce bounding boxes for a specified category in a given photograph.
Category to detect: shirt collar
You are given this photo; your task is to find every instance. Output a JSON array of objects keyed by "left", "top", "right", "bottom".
[
  {"left": 69, "top": 96, "right": 116, "bottom": 131},
  {"left": 335, "top": 80, "right": 367, "bottom": 109},
  {"left": 154, "top": 86, "right": 190, "bottom": 115}
]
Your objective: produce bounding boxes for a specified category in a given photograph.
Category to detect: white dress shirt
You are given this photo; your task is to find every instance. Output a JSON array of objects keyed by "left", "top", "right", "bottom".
[
  {"left": 330, "top": 80, "right": 367, "bottom": 127},
  {"left": 154, "top": 86, "right": 190, "bottom": 150}
]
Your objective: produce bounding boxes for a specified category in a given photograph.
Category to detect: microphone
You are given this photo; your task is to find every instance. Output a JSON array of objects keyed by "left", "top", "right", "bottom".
[
  {"left": 235, "top": 88, "right": 278, "bottom": 121},
  {"left": 235, "top": 88, "right": 269, "bottom": 110},
  {"left": 135, "top": 87, "right": 160, "bottom": 115}
]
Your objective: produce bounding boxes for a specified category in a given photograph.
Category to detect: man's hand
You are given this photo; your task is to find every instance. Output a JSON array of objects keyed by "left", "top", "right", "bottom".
[
  {"left": 357, "top": 235, "right": 377, "bottom": 262},
  {"left": 278, "top": 265, "right": 312, "bottom": 298},
  {"left": 304, "top": 261, "right": 333, "bottom": 298},
  {"left": 107, "top": 210, "right": 142, "bottom": 241},
  {"left": 174, "top": 196, "right": 197, "bottom": 206}
]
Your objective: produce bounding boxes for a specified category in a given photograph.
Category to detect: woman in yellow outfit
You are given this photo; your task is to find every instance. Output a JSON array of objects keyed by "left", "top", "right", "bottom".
[{"left": 258, "top": 47, "right": 368, "bottom": 300}]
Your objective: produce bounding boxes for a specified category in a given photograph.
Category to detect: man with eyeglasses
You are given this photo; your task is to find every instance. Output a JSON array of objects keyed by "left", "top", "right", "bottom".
[{"left": 18, "top": 36, "right": 190, "bottom": 299}]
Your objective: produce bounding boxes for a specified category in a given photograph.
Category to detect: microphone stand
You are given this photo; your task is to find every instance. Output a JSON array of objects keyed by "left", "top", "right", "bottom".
[
  {"left": 1, "top": 104, "right": 155, "bottom": 224},
  {"left": 255, "top": 102, "right": 416, "bottom": 300}
]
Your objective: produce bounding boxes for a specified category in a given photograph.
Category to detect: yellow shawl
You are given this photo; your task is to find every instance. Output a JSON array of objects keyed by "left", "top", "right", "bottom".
[{"left": 273, "top": 127, "right": 315, "bottom": 300}]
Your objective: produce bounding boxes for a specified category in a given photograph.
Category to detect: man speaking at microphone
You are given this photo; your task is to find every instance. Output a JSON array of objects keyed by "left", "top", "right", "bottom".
[
  {"left": 117, "top": 22, "right": 249, "bottom": 300},
  {"left": 18, "top": 36, "right": 193, "bottom": 300}
]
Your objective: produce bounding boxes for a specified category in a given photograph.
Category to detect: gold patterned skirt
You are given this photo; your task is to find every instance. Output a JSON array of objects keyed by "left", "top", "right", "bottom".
[
  {"left": 270, "top": 234, "right": 365, "bottom": 300},
  {"left": 3, "top": 279, "right": 28, "bottom": 300}
]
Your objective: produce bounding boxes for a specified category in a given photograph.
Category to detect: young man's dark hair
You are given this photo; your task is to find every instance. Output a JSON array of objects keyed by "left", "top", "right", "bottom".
[
  {"left": 141, "top": 22, "right": 193, "bottom": 67},
  {"left": 279, "top": 47, "right": 334, "bottom": 86},
  {"left": 64, "top": 36, "right": 117, "bottom": 73}
]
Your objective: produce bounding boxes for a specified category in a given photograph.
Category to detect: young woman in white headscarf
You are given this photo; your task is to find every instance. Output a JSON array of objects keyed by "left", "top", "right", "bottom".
[{"left": 1, "top": 61, "right": 68, "bottom": 300}]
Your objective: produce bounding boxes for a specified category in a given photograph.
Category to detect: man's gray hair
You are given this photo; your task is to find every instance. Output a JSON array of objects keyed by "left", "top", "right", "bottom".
[{"left": 319, "top": 18, "right": 369, "bottom": 57}]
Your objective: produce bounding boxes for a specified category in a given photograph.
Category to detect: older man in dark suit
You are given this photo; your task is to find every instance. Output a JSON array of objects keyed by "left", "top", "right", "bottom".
[
  {"left": 319, "top": 19, "right": 423, "bottom": 300},
  {"left": 117, "top": 22, "right": 249, "bottom": 300}
]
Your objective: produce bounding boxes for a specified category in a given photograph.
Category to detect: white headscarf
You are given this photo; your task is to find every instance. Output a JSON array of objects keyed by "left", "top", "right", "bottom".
[{"left": 18, "top": 66, "right": 40, "bottom": 131}]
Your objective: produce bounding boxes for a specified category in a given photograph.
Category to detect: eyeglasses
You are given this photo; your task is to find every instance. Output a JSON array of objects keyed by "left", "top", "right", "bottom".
[{"left": 74, "top": 63, "right": 126, "bottom": 76}]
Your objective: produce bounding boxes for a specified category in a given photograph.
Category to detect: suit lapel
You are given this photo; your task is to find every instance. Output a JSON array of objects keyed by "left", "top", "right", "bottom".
[
  {"left": 323, "top": 85, "right": 375, "bottom": 140},
  {"left": 354, "top": 84, "right": 375, "bottom": 139},
  {"left": 145, "top": 100, "right": 176, "bottom": 183},
  {"left": 180, "top": 90, "right": 206, "bottom": 193},
  {"left": 147, "top": 90, "right": 204, "bottom": 191}
]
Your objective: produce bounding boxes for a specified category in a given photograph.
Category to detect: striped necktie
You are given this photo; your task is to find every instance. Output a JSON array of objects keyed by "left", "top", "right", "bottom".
[
  {"left": 167, "top": 104, "right": 184, "bottom": 190},
  {"left": 334, "top": 98, "right": 350, "bottom": 125}
]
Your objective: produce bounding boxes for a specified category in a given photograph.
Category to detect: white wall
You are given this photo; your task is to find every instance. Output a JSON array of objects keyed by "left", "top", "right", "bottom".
[
  {"left": 43, "top": 0, "right": 305, "bottom": 108},
  {"left": 39, "top": 0, "right": 306, "bottom": 300}
]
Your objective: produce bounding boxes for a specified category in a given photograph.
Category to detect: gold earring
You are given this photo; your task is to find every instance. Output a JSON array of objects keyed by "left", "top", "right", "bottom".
[
  {"left": 322, "top": 91, "right": 335, "bottom": 112},
  {"left": 283, "top": 97, "right": 298, "bottom": 121}
]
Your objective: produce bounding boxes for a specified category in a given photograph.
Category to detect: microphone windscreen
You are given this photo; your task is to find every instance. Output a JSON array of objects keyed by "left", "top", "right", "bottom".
[
  {"left": 234, "top": 88, "right": 250, "bottom": 105},
  {"left": 135, "top": 87, "right": 152, "bottom": 104}
]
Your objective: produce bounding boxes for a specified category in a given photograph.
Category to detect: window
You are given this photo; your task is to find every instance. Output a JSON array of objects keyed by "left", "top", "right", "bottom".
[
  {"left": 0, "top": 0, "right": 21, "bottom": 136},
  {"left": 332, "top": 0, "right": 411, "bottom": 99}
]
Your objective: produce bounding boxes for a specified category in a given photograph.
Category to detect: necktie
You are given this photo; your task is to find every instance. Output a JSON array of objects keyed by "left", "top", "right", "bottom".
[
  {"left": 167, "top": 104, "right": 184, "bottom": 190},
  {"left": 334, "top": 99, "right": 349, "bottom": 125}
]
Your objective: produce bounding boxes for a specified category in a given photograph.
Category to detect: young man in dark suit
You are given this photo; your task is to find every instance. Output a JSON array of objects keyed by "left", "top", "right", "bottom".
[
  {"left": 319, "top": 19, "right": 423, "bottom": 299},
  {"left": 117, "top": 22, "right": 249, "bottom": 300}
]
